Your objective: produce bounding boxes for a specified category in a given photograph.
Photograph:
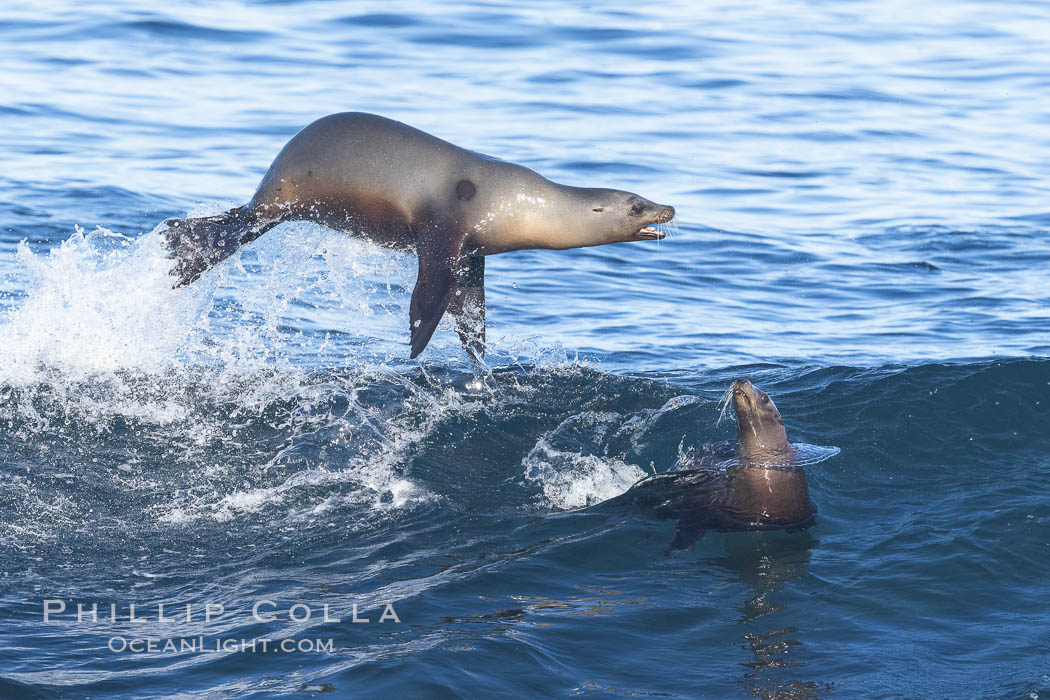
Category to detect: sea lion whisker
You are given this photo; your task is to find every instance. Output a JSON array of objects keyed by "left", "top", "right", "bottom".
[
  {"left": 652, "top": 219, "right": 676, "bottom": 240},
  {"left": 716, "top": 386, "right": 734, "bottom": 425}
]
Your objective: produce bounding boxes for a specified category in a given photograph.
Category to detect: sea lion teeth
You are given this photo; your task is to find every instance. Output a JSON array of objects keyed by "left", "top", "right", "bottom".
[{"left": 636, "top": 226, "right": 665, "bottom": 239}]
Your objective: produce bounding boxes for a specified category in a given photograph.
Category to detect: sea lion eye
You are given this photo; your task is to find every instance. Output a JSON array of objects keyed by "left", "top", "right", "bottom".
[
  {"left": 761, "top": 395, "right": 770, "bottom": 405},
  {"left": 629, "top": 202, "right": 645, "bottom": 216}
]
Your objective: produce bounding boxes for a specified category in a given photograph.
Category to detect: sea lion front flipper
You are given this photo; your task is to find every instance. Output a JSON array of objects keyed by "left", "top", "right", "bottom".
[
  {"left": 668, "top": 520, "right": 706, "bottom": 552},
  {"left": 448, "top": 255, "right": 485, "bottom": 362},
  {"left": 409, "top": 225, "right": 469, "bottom": 358}
]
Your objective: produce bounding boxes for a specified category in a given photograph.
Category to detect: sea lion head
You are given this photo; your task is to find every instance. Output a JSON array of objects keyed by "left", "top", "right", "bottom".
[
  {"left": 730, "top": 379, "right": 793, "bottom": 465},
  {"left": 527, "top": 185, "right": 674, "bottom": 250},
  {"left": 585, "top": 189, "right": 676, "bottom": 244}
]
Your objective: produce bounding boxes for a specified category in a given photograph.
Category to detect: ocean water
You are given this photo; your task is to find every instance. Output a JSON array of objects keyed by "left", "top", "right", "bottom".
[{"left": 1, "top": 1, "right": 1049, "bottom": 697}]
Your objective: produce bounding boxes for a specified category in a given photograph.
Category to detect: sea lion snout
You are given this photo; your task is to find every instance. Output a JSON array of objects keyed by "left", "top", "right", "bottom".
[
  {"left": 731, "top": 379, "right": 755, "bottom": 406},
  {"left": 653, "top": 204, "right": 675, "bottom": 224},
  {"left": 630, "top": 203, "right": 676, "bottom": 240},
  {"left": 732, "top": 381, "right": 776, "bottom": 417}
]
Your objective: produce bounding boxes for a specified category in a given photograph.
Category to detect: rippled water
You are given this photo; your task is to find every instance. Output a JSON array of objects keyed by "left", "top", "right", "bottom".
[{"left": 1, "top": 1, "right": 1049, "bottom": 697}]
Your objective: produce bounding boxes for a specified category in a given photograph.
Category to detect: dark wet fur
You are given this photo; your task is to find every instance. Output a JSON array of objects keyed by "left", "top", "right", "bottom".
[{"left": 602, "top": 467, "right": 817, "bottom": 551}]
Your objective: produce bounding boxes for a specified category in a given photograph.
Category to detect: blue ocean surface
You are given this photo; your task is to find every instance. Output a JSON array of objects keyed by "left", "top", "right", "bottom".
[{"left": 1, "top": 1, "right": 1049, "bottom": 697}]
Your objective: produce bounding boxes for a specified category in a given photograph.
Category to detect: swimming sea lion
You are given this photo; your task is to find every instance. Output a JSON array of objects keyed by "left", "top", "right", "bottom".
[
  {"left": 163, "top": 112, "right": 676, "bottom": 359},
  {"left": 605, "top": 379, "right": 817, "bottom": 550}
]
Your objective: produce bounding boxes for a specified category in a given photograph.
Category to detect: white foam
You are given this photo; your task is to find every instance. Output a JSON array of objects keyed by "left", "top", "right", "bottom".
[
  {"left": 523, "top": 411, "right": 647, "bottom": 510},
  {"left": 0, "top": 220, "right": 416, "bottom": 414},
  {"left": 0, "top": 226, "right": 198, "bottom": 383},
  {"left": 526, "top": 451, "right": 646, "bottom": 511},
  {"left": 0, "top": 220, "right": 456, "bottom": 535}
]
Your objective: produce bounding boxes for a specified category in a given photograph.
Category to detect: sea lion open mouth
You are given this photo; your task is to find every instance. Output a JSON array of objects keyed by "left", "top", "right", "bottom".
[
  {"left": 633, "top": 206, "right": 675, "bottom": 239},
  {"left": 635, "top": 226, "right": 666, "bottom": 240}
]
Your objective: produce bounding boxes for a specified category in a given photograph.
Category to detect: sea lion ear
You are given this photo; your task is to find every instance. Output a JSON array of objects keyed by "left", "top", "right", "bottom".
[{"left": 409, "top": 223, "right": 469, "bottom": 358}]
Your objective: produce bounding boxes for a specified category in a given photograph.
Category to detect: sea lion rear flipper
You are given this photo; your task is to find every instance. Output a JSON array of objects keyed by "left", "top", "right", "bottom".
[
  {"left": 448, "top": 255, "right": 485, "bottom": 362},
  {"left": 409, "top": 226, "right": 469, "bottom": 358},
  {"left": 164, "top": 206, "right": 276, "bottom": 287}
]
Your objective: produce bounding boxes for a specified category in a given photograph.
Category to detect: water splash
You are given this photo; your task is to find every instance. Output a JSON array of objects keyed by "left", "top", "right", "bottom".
[
  {"left": 0, "top": 220, "right": 462, "bottom": 543},
  {"left": 523, "top": 412, "right": 648, "bottom": 510}
]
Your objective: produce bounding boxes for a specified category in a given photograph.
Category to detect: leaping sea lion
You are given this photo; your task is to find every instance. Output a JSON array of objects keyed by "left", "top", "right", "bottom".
[
  {"left": 163, "top": 112, "right": 676, "bottom": 359},
  {"left": 603, "top": 379, "right": 820, "bottom": 550}
]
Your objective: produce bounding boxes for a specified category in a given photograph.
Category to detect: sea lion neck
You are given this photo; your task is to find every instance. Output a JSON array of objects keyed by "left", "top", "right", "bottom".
[
  {"left": 731, "top": 379, "right": 792, "bottom": 465},
  {"left": 735, "top": 438, "right": 795, "bottom": 468}
]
